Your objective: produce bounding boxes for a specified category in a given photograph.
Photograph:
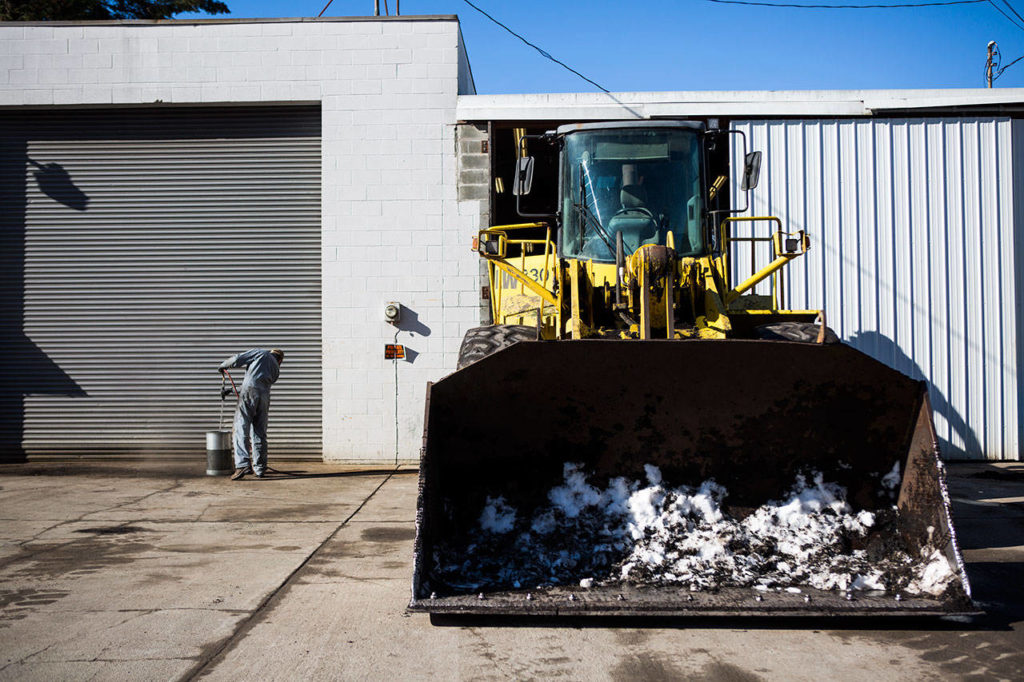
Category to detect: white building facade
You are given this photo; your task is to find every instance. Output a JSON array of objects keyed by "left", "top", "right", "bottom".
[
  {"left": 1, "top": 19, "right": 1021, "bottom": 461},
  {"left": 0, "top": 16, "right": 478, "bottom": 463}
]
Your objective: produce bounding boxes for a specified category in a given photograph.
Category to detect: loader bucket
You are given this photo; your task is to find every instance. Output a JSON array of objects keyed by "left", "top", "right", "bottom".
[{"left": 410, "top": 340, "right": 975, "bottom": 617}]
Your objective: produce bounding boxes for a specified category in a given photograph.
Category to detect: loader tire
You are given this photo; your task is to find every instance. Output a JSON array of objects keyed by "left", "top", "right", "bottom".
[
  {"left": 456, "top": 325, "right": 538, "bottom": 369},
  {"left": 755, "top": 321, "right": 840, "bottom": 345}
]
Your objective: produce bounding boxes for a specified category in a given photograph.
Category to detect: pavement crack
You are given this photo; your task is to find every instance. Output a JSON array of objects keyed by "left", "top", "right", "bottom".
[
  {"left": 0, "top": 482, "right": 187, "bottom": 573},
  {"left": 18, "top": 480, "right": 185, "bottom": 546},
  {"left": 178, "top": 468, "right": 400, "bottom": 682}
]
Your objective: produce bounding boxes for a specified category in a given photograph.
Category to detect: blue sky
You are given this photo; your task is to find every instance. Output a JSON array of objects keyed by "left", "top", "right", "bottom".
[{"left": 181, "top": 1, "right": 1024, "bottom": 93}]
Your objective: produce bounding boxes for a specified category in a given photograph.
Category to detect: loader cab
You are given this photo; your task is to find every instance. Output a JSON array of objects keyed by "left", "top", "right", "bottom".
[{"left": 555, "top": 121, "right": 706, "bottom": 262}]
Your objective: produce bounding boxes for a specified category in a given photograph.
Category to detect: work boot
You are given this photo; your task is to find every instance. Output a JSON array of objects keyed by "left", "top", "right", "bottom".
[{"left": 230, "top": 468, "right": 247, "bottom": 481}]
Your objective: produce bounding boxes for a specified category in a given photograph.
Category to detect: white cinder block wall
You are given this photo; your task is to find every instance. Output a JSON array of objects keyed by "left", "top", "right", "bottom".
[{"left": 0, "top": 16, "right": 484, "bottom": 463}]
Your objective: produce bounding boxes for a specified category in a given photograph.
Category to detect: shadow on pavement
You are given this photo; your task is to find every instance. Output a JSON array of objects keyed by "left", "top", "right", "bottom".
[{"left": 264, "top": 466, "right": 414, "bottom": 479}]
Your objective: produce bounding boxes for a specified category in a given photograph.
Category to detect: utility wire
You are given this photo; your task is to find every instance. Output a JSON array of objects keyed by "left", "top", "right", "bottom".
[
  {"left": 460, "top": 0, "right": 610, "bottom": 93},
  {"left": 317, "top": 0, "right": 334, "bottom": 17},
  {"left": 999, "top": 0, "right": 1024, "bottom": 23},
  {"left": 706, "top": 0, "right": 985, "bottom": 7},
  {"left": 988, "top": 0, "right": 1024, "bottom": 30},
  {"left": 995, "top": 52, "right": 1024, "bottom": 78}
]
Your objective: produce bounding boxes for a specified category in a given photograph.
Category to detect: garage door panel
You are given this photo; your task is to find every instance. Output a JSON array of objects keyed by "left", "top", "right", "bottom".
[{"left": 0, "top": 106, "right": 322, "bottom": 460}]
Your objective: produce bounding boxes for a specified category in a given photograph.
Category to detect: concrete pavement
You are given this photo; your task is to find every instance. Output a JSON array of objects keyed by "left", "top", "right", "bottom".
[{"left": 0, "top": 460, "right": 1021, "bottom": 681}]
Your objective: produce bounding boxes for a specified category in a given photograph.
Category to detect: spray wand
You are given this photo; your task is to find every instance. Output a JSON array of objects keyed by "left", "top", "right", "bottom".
[{"left": 219, "top": 370, "right": 239, "bottom": 431}]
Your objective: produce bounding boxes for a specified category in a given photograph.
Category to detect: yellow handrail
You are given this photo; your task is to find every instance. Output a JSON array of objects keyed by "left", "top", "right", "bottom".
[{"left": 719, "top": 217, "right": 809, "bottom": 309}]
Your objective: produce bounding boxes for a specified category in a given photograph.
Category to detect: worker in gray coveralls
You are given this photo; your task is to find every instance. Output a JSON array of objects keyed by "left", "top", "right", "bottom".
[{"left": 218, "top": 348, "right": 284, "bottom": 480}]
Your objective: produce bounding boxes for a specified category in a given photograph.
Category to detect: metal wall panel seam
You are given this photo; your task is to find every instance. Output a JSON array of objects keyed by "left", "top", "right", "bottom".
[
  {"left": 733, "top": 117, "right": 1017, "bottom": 459},
  {"left": 1014, "top": 120, "right": 1024, "bottom": 460}
]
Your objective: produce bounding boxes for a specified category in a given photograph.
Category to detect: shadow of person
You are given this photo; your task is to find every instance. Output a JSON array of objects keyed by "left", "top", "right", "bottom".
[
  {"left": 28, "top": 158, "right": 89, "bottom": 211},
  {"left": 2, "top": 145, "right": 88, "bottom": 462},
  {"left": 847, "top": 330, "right": 981, "bottom": 459},
  {"left": 0, "top": 338, "right": 86, "bottom": 462}
]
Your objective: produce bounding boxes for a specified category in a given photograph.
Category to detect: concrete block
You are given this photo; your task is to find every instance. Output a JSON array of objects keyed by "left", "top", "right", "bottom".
[
  {"left": 0, "top": 26, "right": 26, "bottom": 40},
  {"left": 8, "top": 68, "right": 38, "bottom": 85},
  {"left": 186, "top": 66, "right": 217, "bottom": 82},
  {"left": 427, "top": 62, "right": 456, "bottom": 79},
  {"left": 223, "top": 84, "right": 263, "bottom": 100},
  {"left": 14, "top": 88, "right": 54, "bottom": 105},
  {"left": 262, "top": 23, "right": 295, "bottom": 36},
  {"left": 397, "top": 63, "right": 429, "bottom": 80},
  {"left": 214, "top": 65, "right": 248, "bottom": 82},
  {"left": 291, "top": 50, "right": 324, "bottom": 66},
  {"left": 351, "top": 79, "right": 383, "bottom": 96},
  {"left": 125, "top": 36, "right": 160, "bottom": 53},
  {"left": 351, "top": 50, "right": 383, "bottom": 65},
  {"left": 23, "top": 38, "right": 68, "bottom": 54},
  {"left": 66, "top": 38, "right": 100, "bottom": 54},
  {"left": 21, "top": 51, "right": 58, "bottom": 72},
  {"left": 0, "top": 54, "right": 24, "bottom": 70},
  {"left": 82, "top": 53, "right": 113, "bottom": 69},
  {"left": 459, "top": 169, "right": 489, "bottom": 186},
  {"left": 170, "top": 86, "right": 202, "bottom": 100},
  {"left": 78, "top": 88, "right": 113, "bottom": 104},
  {"left": 381, "top": 48, "right": 413, "bottom": 65},
  {"left": 459, "top": 154, "right": 488, "bottom": 170},
  {"left": 52, "top": 86, "right": 85, "bottom": 104}
]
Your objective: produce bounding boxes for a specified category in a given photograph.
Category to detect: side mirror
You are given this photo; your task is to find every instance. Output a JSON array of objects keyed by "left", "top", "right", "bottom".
[
  {"left": 741, "top": 151, "right": 762, "bottom": 192},
  {"left": 512, "top": 156, "right": 535, "bottom": 196}
]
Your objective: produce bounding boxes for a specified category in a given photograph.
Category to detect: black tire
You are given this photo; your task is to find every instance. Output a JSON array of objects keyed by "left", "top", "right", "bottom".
[
  {"left": 755, "top": 321, "right": 840, "bottom": 345},
  {"left": 456, "top": 325, "right": 538, "bottom": 369}
]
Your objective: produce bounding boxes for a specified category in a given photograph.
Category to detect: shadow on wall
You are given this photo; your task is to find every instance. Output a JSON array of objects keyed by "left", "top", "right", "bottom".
[
  {"left": 28, "top": 158, "right": 89, "bottom": 211},
  {"left": 847, "top": 330, "right": 981, "bottom": 460},
  {"left": 393, "top": 305, "right": 431, "bottom": 338},
  {"left": 390, "top": 304, "right": 431, "bottom": 365},
  {"left": 1, "top": 142, "right": 87, "bottom": 462}
]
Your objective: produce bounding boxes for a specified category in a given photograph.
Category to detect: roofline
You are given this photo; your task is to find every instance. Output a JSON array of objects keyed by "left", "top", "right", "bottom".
[
  {"left": 0, "top": 15, "right": 459, "bottom": 27},
  {"left": 556, "top": 120, "right": 703, "bottom": 135},
  {"left": 458, "top": 89, "right": 1024, "bottom": 121}
]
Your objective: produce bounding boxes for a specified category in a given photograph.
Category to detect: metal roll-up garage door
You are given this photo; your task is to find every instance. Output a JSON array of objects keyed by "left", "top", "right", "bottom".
[{"left": 0, "top": 105, "right": 322, "bottom": 460}]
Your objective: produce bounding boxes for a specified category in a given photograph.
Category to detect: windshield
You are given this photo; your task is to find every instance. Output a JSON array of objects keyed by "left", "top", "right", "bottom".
[{"left": 560, "top": 127, "right": 704, "bottom": 261}]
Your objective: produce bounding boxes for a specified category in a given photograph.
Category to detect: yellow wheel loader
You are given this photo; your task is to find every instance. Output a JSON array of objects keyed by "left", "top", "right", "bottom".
[{"left": 410, "top": 121, "right": 974, "bottom": 617}]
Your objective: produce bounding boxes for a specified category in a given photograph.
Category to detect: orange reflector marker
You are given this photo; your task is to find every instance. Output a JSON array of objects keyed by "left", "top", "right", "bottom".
[
  {"left": 384, "top": 344, "right": 406, "bottom": 360},
  {"left": 471, "top": 236, "right": 479, "bottom": 251}
]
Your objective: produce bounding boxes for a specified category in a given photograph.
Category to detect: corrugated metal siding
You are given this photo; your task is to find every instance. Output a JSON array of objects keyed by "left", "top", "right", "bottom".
[
  {"left": 731, "top": 118, "right": 1020, "bottom": 461},
  {"left": 0, "top": 106, "right": 322, "bottom": 459}
]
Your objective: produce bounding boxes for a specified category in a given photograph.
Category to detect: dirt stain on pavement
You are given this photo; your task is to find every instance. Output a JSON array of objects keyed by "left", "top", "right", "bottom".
[
  {"left": 205, "top": 503, "right": 338, "bottom": 523},
  {"left": 692, "top": 662, "right": 765, "bottom": 681},
  {"left": 3, "top": 535, "right": 157, "bottom": 580},
  {"left": 610, "top": 652, "right": 691, "bottom": 681},
  {"left": 74, "top": 525, "right": 146, "bottom": 535},
  {"left": 0, "top": 587, "right": 71, "bottom": 625},
  {"left": 612, "top": 629, "right": 652, "bottom": 647},
  {"left": 360, "top": 526, "right": 416, "bottom": 543}
]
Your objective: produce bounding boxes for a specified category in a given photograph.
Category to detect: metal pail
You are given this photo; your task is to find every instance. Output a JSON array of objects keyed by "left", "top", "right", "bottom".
[{"left": 206, "top": 430, "right": 233, "bottom": 476}]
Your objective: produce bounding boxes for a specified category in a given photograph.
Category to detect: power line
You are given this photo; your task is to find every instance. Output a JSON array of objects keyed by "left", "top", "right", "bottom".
[
  {"left": 987, "top": 0, "right": 1024, "bottom": 30},
  {"left": 995, "top": 52, "right": 1024, "bottom": 79},
  {"left": 460, "top": 0, "right": 610, "bottom": 93},
  {"left": 706, "top": 0, "right": 985, "bottom": 7},
  {"left": 999, "top": 0, "right": 1024, "bottom": 23},
  {"left": 317, "top": 0, "right": 335, "bottom": 18}
]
